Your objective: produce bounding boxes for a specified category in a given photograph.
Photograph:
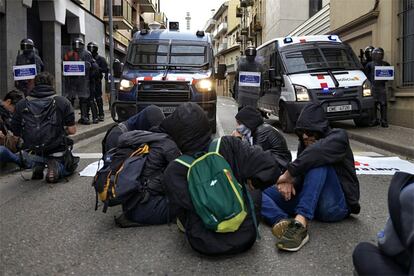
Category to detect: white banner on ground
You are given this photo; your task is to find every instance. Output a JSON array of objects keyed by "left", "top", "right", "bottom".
[
  {"left": 353, "top": 156, "right": 414, "bottom": 175},
  {"left": 79, "top": 160, "right": 103, "bottom": 177},
  {"left": 290, "top": 153, "right": 414, "bottom": 175}
]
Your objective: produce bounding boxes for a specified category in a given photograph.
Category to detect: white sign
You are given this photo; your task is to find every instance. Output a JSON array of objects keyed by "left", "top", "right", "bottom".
[
  {"left": 375, "top": 66, "right": 394, "bottom": 80},
  {"left": 239, "top": 71, "right": 261, "bottom": 87},
  {"left": 13, "top": 64, "right": 37, "bottom": 80},
  {"left": 63, "top": 61, "right": 86, "bottom": 76}
]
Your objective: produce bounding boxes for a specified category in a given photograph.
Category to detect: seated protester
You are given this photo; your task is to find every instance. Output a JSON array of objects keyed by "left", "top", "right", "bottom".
[
  {"left": 263, "top": 103, "right": 360, "bottom": 252},
  {"left": 233, "top": 106, "right": 292, "bottom": 169},
  {"left": 114, "top": 129, "right": 181, "bottom": 227},
  {"left": 11, "top": 72, "right": 78, "bottom": 183},
  {"left": 162, "top": 103, "right": 282, "bottom": 256},
  {"left": 102, "top": 105, "right": 165, "bottom": 154},
  {"left": 0, "top": 90, "right": 25, "bottom": 166},
  {"left": 353, "top": 172, "right": 413, "bottom": 275}
]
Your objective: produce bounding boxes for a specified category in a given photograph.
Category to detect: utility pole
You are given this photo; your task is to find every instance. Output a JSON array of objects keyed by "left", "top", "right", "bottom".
[{"left": 107, "top": 0, "right": 115, "bottom": 108}]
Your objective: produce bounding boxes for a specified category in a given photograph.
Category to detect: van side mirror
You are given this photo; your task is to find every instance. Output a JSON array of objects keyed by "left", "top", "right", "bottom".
[{"left": 215, "top": 64, "right": 227, "bottom": 80}]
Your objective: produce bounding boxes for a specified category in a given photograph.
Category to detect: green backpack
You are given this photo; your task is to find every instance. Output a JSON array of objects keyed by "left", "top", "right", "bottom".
[{"left": 175, "top": 138, "right": 249, "bottom": 233}]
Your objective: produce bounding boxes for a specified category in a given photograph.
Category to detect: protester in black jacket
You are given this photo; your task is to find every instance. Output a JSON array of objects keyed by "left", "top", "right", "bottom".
[
  {"left": 234, "top": 106, "right": 292, "bottom": 169},
  {"left": 161, "top": 102, "right": 282, "bottom": 256},
  {"left": 114, "top": 130, "right": 181, "bottom": 227},
  {"left": 102, "top": 105, "right": 165, "bottom": 154},
  {"left": 264, "top": 103, "right": 360, "bottom": 252}
]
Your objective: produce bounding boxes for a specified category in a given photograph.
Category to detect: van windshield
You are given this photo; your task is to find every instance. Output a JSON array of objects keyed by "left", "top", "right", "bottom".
[
  {"left": 282, "top": 47, "right": 360, "bottom": 74},
  {"left": 127, "top": 42, "right": 208, "bottom": 68}
]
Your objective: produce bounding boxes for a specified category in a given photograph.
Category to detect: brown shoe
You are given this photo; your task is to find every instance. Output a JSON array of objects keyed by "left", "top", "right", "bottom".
[
  {"left": 46, "top": 159, "right": 59, "bottom": 183},
  {"left": 272, "top": 218, "right": 293, "bottom": 239}
]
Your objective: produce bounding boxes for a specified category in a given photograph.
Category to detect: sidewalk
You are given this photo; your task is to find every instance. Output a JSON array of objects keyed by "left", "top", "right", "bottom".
[{"left": 332, "top": 121, "right": 414, "bottom": 159}]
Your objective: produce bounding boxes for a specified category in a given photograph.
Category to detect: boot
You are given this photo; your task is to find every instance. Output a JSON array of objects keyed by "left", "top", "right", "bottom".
[
  {"left": 78, "top": 100, "right": 90, "bottom": 125},
  {"left": 89, "top": 99, "right": 99, "bottom": 124},
  {"left": 380, "top": 104, "right": 388, "bottom": 128},
  {"left": 96, "top": 97, "right": 105, "bottom": 121}
]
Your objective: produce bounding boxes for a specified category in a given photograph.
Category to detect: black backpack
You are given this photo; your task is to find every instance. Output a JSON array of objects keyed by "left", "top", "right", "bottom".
[
  {"left": 93, "top": 143, "right": 149, "bottom": 213},
  {"left": 21, "top": 96, "right": 65, "bottom": 154}
]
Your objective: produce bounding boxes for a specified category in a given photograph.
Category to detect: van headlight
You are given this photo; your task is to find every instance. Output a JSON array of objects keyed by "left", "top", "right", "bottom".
[
  {"left": 194, "top": 79, "right": 213, "bottom": 92},
  {"left": 294, "top": 84, "right": 310, "bottom": 101},
  {"left": 120, "top": 79, "right": 134, "bottom": 92},
  {"left": 363, "top": 80, "right": 372, "bottom": 97}
]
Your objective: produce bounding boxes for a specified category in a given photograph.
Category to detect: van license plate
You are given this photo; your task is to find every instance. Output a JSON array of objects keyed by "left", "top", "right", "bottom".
[
  {"left": 327, "top": 105, "right": 352, "bottom": 112},
  {"left": 161, "top": 106, "right": 176, "bottom": 113}
]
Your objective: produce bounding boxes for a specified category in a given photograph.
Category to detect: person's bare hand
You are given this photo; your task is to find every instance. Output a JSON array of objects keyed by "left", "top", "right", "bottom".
[
  {"left": 277, "top": 170, "right": 295, "bottom": 185},
  {"left": 277, "top": 182, "right": 296, "bottom": 201},
  {"left": 232, "top": 130, "right": 242, "bottom": 138}
]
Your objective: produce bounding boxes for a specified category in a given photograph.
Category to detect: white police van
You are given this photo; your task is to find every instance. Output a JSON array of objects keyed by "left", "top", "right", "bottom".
[{"left": 256, "top": 35, "right": 375, "bottom": 132}]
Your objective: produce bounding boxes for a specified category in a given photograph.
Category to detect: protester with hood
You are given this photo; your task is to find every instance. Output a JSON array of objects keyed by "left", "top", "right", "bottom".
[
  {"left": 102, "top": 105, "right": 166, "bottom": 154},
  {"left": 114, "top": 129, "right": 181, "bottom": 227},
  {"left": 353, "top": 172, "right": 414, "bottom": 275},
  {"left": 0, "top": 90, "right": 25, "bottom": 167},
  {"left": 161, "top": 102, "right": 282, "bottom": 256},
  {"left": 234, "top": 106, "right": 291, "bottom": 169},
  {"left": 11, "top": 72, "right": 78, "bottom": 183},
  {"left": 264, "top": 102, "right": 360, "bottom": 252}
]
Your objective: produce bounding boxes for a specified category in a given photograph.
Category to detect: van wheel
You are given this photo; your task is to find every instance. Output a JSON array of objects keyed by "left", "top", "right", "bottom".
[
  {"left": 354, "top": 108, "right": 375, "bottom": 127},
  {"left": 279, "top": 106, "right": 294, "bottom": 133}
]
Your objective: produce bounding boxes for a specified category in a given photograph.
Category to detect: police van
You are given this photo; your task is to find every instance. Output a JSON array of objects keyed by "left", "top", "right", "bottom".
[
  {"left": 112, "top": 28, "right": 226, "bottom": 133},
  {"left": 256, "top": 35, "right": 375, "bottom": 132}
]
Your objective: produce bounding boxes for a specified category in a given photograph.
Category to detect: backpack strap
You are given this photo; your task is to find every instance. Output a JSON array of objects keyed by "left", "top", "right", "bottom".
[
  {"left": 208, "top": 137, "right": 221, "bottom": 153},
  {"left": 175, "top": 155, "right": 195, "bottom": 168}
]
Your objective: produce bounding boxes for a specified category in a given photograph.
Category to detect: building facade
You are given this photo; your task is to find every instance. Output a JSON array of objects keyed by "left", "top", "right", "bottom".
[{"left": 0, "top": 0, "right": 163, "bottom": 98}]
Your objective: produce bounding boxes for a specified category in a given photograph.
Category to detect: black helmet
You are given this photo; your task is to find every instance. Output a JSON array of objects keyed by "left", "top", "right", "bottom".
[
  {"left": 20, "top": 38, "right": 34, "bottom": 51},
  {"left": 372, "top": 47, "right": 384, "bottom": 62},
  {"left": 72, "top": 38, "right": 85, "bottom": 51},
  {"left": 364, "top": 45, "right": 374, "bottom": 59},
  {"left": 87, "top": 42, "right": 98, "bottom": 54},
  {"left": 245, "top": 46, "right": 256, "bottom": 57}
]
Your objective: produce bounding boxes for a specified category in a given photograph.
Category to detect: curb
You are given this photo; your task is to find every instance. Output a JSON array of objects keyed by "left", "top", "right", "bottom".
[
  {"left": 346, "top": 131, "right": 414, "bottom": 159},
  {"left": 71, "top": 121, "right": 116, "bottom": 144}
]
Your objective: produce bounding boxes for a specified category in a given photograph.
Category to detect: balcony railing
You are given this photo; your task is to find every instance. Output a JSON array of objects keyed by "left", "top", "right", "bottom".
[
  {"left": 138, "top": 0, "right": 157, "bottom": 13},
  {"left": 217, "top": 43, "right": 228, "bottom": 53},
  {"left": 154, "top": 12, "right": 167, "bottom": 28},
  {"left": 204, "top": 18, "right": 217, "bottom": 32},
  {"left": 104, "top": 0, "right": 134, "bottom": 29},
  {"left": 213, "top": 22, "right": 227, "bottom": 39}
]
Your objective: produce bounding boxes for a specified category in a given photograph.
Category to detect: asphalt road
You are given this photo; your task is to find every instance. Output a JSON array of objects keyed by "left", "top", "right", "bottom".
[{"left": 0, "top": 97, "right": 397, "bottom": 275}]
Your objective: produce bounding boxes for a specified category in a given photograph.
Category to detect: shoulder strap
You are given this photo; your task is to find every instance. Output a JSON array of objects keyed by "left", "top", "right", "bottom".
[
  {"left": 208, "top": 137, "right": 221, "bottom": 153},
  {"left": 175, "top": 154, "right": 195, "bottom": 168},
  {"left": 388, "top": 172, "right": 414, "bottom": 245}
]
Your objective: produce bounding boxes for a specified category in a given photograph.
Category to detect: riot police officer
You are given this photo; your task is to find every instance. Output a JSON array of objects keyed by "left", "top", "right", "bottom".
[
  {"left": 365, "top": 47, "right": 390, "bottom": 128},
  {"left": 63, "top": 38, "right": 94, "bottom": 125},
  {"left": 87, "top": 42, "right": 108, "bottom": 121},
  {"left": 235, "top": 46, "right": 264, "bottom": 110},
  {"left": 15, "top": 38, "right": 44, "bottom": 95},
  {"left": 362, "top": 45, "right": 374, "bottom": 68}
]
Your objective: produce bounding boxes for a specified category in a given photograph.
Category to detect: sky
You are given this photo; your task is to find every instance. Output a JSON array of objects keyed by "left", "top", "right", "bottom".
[{"left": 160, "top": 0, "right": 226, "bottom": 32}]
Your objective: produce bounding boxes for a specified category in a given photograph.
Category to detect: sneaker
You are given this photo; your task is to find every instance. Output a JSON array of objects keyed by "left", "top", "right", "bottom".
[
  {"left": 98, "top": 115, "right": 104, "bottom": 122},
  {"left": 276, "top": 220, "right": 309, "bottom": 252},
  {"left": 114, "top": 214, "right": 144, "bottom": 228},
  {"left": 31, "top": 166, "right": 44, "bottom": 180},
  {"left": 46, "top": 159, "right": 59, "bottom": 183},
  {"left": 272, "top": 218, "right": 293, "bottom": 239}
]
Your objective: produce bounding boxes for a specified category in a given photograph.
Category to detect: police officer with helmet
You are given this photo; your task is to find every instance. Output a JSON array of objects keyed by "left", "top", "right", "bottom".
[
  {"left": 63, "top": 37, "right": 96, "bottom": 125},
  {"left": 362, "top": 45, "right": 374, "bottom": 68},
  {"left": 15, "top": 38, "right": 44, "bottom": 95},
  {"left": 235, "top": 45, "right": 264, "bottom": 110},
  {"left": 365, "top": 47, "right": 390, "bottom": 128},
  {"left": 87, "top": 42, "right": 108, "bottom": 121}
]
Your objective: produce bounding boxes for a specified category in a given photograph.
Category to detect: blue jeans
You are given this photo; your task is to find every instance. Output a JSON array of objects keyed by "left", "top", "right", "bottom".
[
  {"left": 0, "top": 146, "right": 20, "bottom": 165},
  {"left": 262, "top": 166, "right": 349, "bottom": 225},
  {"left": 124, "top": 195, "right": 174, "bottom": 225}
]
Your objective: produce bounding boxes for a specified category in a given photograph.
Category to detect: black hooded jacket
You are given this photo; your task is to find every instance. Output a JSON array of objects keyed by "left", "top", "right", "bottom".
[
  {"left": 161, "top": 103, "right": 281, "bottom": 256},
  {"left": 103, "top": 105, "right": 165, "bottom": 154},
  {"left": 288, "top": 103, "right": 360, "bottom": 214},
  {"left": 235, "top": 106, "right": 292, "bottom": 169},
  {"left": 117, "top": 130, "right": 180, "bottom": 196}
]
